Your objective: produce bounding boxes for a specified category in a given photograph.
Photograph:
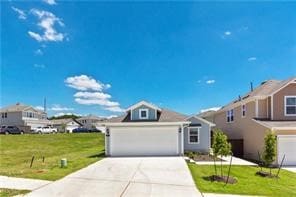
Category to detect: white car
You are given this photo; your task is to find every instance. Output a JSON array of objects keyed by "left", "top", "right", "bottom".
[{"left": 33, "top": 126, "right": 57, "bottom": 134}]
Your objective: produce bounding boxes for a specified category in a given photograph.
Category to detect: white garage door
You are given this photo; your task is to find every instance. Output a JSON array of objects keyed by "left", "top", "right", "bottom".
[
  {"left": 109, "top": 126, "right": 180, "bottom": 156},
  {"left": 278, "top": 135, "right": 296, "bottom": 165}
]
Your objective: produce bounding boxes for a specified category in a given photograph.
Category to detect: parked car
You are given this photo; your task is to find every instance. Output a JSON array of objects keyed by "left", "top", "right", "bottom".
[
  {"left": 0, "top": 126, "right": 24, "bottom": 135},
  {"left": 89, "top": 128, "right": 101, "bottom": 133},
  {"left": 72, "top": 127, "right": 89, "bottom": 133},
  {"left": 32, "top": 126, "right": 57, "bottom": 134}
]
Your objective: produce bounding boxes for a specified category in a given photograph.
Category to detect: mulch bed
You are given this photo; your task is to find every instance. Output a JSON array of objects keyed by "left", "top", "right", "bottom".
[
  {"left": 203, "top": 175, "right": 237, "bottom": 184},
  {"left": 193, "top": 155, "right": 223, "bottom": 162},
  {"left": 256, "top": 171, "right": 278, "bottom": 178}
]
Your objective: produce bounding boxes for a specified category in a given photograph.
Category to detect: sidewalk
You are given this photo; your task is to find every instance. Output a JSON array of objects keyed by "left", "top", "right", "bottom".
[
  {"left": 0, "top": 175, "right": 52, "bottom": 191},
  {"left": 185, "top": 156, "right": 257, "bottom": 166}
]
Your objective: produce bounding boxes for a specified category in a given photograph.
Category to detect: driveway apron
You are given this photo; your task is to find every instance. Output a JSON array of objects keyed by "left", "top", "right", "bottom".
[{"left": 27, "top": 157, "right": 201, "bottom": 197}]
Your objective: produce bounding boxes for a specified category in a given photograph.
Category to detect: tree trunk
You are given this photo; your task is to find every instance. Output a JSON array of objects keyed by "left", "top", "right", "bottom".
[
  {"left": 213, "top": 156, "right": 217, "bottom": 175},
  {"left": 220, "top": 155, "right": 223, "bottom": 177}
]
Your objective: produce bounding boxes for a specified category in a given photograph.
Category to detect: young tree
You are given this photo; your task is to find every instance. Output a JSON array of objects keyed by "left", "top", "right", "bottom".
[
  {"left": 263, "top": 131, "right": 276, "bottom": 175},
  {"left": 212, "top": 129, "right": 232, "bottom": 177}
]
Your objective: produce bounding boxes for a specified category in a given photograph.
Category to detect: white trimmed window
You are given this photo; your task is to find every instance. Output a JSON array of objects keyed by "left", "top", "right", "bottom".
[
  {"left": 242, "top": 104, "right": 246, "bottom": 117},
  {"left": 285, "top": 96, "right": 296, "bottom": 116},
  {"left": 226, "top": 109, "right": 234, "bottom": 122},
  {"left": 188, "top": 127, "right": 200, "bottom": 144},
  {"left": 139, "top": 108, "right": 149, "bottom": 119}
]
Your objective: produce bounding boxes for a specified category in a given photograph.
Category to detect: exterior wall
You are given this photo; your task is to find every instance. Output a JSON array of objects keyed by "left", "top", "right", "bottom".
[
  {"left": 273, "top": 83, "right": 296, "bottom": 120},
  {"left": 183, "top": 117, "right": 211, "bottom": 153},
  {"left": 242, "top": 121, "right": 269, "bottom": 159},
  {"left": 267, "top": 97, "right": 272, "bottom": 119},
  {"left": 258, "top": 99, "right": 268, "bottom": 119},
  {"left": 78, "top": 118, "right": 99, "bottom": 129},
  {"left": 131, "top": 105, "right": 157, "bottom": 120},
  {"left": 213, "top": 101, "right": 272, "bottom": 159},
  {"left": 275, "top": 130, "right": 296, "bottom": 135},
  {"left": 0, "top": 112, "right": 24, "bottom": 126},
  {"left": 213, "top": 101, "right": 256, "bottom": 139}
]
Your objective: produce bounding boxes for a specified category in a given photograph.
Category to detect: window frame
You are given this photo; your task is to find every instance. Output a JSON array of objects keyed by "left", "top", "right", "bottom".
[
  {"left": 139, "top": 108, "right": 149, "bottom": 119},
  {"left": 226, "top": 109, "right": 234, "bottom": 123},
  {"left": 188, "top": 127, "right": 200, "bottom": 144},
  {"left": 241, "top": 104, "right": 246, "bottom": 118},
  {"left": 284, "top": 96, "right": 296, "bottom": 116}
]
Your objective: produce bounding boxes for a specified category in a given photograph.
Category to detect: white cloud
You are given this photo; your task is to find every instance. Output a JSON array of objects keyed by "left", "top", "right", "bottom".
[
  {"left": 66, "top": 75, "right": 124, "bottom": 113},
  {"left": 200, "top": 107, "right": 221, "bottom": 113},
  {"left": 65, "top": 75, "right": 109, "bottom": 91},
  {"left": 11, "top": 6, "right": 26, "bottom": 20},
  {"left": 34, "top": 64, "right": 46, "bottom": 68},
  {"left": 104, "top": 106, "right": 125, "bottom": 113},
  {"left": 224, "top": 31, "right": 231, "bottom": 36},
  {"left": 43, "top": 0, "right": 56, "bottom": 5},
  {"left": 35, "top": 106, "right": 44, "bottom": 111},
  {"left": 34, "top": 49, "right": 43, "bottom": 55},
  {"left": 75, "top": 98, "right": 119, "bottom": 107},
  {"left": 50, "top": 104, "right": 74, "bottom": 111},
  {"left": 206, "top": 80, "right": 215, "bottom": 84},
  {"left": 28, "top": 9, "right": 65, "bottom": 42},
  {"left": 248, "top": 57, "right": 257, "bottom": 61},
  {"left": 74, "top": 92, "right": 111, "bottom": 100}
]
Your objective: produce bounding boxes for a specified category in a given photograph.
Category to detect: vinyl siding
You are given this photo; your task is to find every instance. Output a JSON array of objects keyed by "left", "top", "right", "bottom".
[
  {"left": 131, "top": 105, "right": 157, "bottom": 120},
  {"left": 273, "top": 83, "right": 296, "bottom": 120},
  {"left": 184, "top": 117, "right": 211, "bottom": 153}
]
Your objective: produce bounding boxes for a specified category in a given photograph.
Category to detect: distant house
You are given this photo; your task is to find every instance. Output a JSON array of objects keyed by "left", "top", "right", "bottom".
[
  {"left": 103, "top": 101, "right": 215, "bottom": 156},
  {"left": 50, "top": 118, "right": 82, "bottom": 133},
  {"left": 77, "top": 115, "right": 106, "bottom": 132},
  {"left": 0, "top": 103, "right": 50, "bottom": 130},
  {"left": 204, "top": 77, "right": 296, "bottom": 165}
]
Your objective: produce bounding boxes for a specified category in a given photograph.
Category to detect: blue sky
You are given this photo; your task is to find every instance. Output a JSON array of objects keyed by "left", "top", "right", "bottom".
[{"left": 1, "top": 1, "right": 296, "bottom": 117}]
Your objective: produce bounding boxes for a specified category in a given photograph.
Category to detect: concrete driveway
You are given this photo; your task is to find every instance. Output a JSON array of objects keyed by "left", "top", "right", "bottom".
[
  {"left": 27, "top": 157, "right": 201, "bottom": 197},
  {"left": 283, "top": 166, "right": 296, "bottom": 173}
]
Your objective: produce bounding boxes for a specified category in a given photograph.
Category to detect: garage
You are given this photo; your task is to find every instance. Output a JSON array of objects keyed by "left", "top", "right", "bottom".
[
  {"left": 108, "top": 126, "right": 180, "bottom": 156},
  {"left": 277, "top": 135, "right": 296, "bottom": 165}
]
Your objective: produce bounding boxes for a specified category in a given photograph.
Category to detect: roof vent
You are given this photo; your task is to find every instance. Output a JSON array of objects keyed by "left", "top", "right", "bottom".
[{"left": 261, "top": 80, "right": 268, "bottom": 85}]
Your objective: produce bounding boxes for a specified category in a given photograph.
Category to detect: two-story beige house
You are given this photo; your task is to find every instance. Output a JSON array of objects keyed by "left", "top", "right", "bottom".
[
  {"left": 0, "top": 103, "right": 50, "bottom": 131},
  {"left": 204, "top": 77, "right": 296, "bottom": 165}
]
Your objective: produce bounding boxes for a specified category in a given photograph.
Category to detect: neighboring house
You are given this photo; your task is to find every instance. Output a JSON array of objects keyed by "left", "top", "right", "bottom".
[
  {"left": 103, "top": 101, "right": 215, "bottom": 156},
  {"left": 77, "top": 115, "right": 106, "bottom": 132},
  {"left": 205, "top": 77, "right": 296, "bottom": 165},
  {"left": 0, "top": 103, "right": 50, "bottom": 130},
  {"left": 50, "top": 118, "right": 82, "bottom": 133}
]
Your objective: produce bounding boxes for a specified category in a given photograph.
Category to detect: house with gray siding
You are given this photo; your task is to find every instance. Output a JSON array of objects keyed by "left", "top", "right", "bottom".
[
  {"left": 103, "top": 101, "right": 215, "bottom": 156},
  {"left": 0, "top": 103, "right": 50, "bottom": 130}
]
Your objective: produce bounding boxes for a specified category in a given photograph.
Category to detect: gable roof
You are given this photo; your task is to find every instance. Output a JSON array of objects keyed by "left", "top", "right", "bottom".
[
  {"left": 106, "top": 108, "right": 187, "bottom": 123},
  {"left": 51, "top": 118, "right": 82, "bottom": 125},
  {"left": 186, "top": 115, "right": 216, "bottom": 127},
  {"left": 0, "top": 103, "right": 44, "bottom": 113},
  {"left": 126, "top": 101, "right": 162, "bottom": 112},
  {"left": 76, "top": 114, "right": 106, "bottom": 121},
  {"left": 218, "top": 77, "right": 296, "bottom": 112}
]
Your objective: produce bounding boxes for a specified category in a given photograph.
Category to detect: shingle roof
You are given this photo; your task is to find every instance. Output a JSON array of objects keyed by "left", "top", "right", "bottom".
[
  {"left": 0, "top": 103, "right": 45, "bottom": 113},
  {"left": 254, "top": 120, "right": 296, "bottom": 130},
  {"left": 106, "top": 108, "right": 188, "bottom": 123},
  {"left": 76, "top": 115, "right": 106, "bottom": 121},
  {"left": 220, "top": 77, "right": 296, "bottom": 111}
]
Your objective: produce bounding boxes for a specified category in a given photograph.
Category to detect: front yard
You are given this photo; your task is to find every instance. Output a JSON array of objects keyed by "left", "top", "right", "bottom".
[
  {"left": 188, "top": 163, "right": 296, "bottom": 197},
  {"left": 0, "top": 188, "right": 29, "bottom": 197},
  {"left": 0, "top": 133, "right": 105, "bottom": 181}
]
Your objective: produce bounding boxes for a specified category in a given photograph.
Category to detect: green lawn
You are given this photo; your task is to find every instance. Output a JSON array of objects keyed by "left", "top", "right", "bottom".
[
  {"left": 0, "top": 133, "right": 105, "bottom": 181},
  {"left": 188, "top": 163, "right": 296, "bottom": 197},
  {"left": 0, "top": 188, "right": 30, "bottom": 197}
]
